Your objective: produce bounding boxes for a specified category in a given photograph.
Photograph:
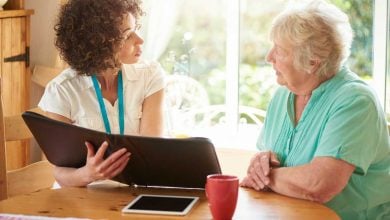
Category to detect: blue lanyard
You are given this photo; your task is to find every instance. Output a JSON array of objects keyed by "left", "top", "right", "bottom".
[{"left": 91, "top": 70, "right": 124, "bottom": 135}]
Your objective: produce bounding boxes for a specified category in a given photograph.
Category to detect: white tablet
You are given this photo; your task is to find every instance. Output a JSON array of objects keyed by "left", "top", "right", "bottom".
[{"left": 121, "top": 194, "right": 199, "bottom": 216}]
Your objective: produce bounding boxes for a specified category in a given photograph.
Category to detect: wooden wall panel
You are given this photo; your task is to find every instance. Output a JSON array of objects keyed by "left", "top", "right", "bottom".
[
  {"left": 0, "top": 20, "right": 2, "bottom": 198},
  {"left": 1, "top": 15, "right": 29, "bottom": 170},
  {"left": 0, "top": 79, "right": 7, "bottom": 200},
  {"left": 0, "top": 16, "right": 2, "bottom": 80},
  {"left": 1, "top": 19, "right": 12, "bottom": 108}
]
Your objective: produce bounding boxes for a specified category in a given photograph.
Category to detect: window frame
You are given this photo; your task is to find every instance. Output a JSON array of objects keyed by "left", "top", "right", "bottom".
[
  {"left": 373, "top": 0, "right": 388, "bottom": 109},
  {"left": 225, "top": 0, "right": 240, "bottom": 134}
]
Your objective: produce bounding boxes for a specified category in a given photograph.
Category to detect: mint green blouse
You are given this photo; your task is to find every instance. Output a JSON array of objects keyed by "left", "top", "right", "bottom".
[{"left": 257, "top": 67, "right": 390, "bottom": 219}]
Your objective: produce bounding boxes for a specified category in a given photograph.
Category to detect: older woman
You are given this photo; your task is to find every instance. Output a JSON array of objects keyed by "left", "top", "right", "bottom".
[
  {"left": 240, "top": 0, "right": 390, "bottom": 219},
  {"left": 38, "top": 0, "right": 165, "bottom": 187}
]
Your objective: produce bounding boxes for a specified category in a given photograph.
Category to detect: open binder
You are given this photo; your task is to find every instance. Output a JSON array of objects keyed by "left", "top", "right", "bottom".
[{"left": 22, "top": 111, "right": 221, "bottom": 189}]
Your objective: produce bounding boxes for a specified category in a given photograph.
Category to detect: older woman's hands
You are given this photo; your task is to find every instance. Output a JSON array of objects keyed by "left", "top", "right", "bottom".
[
  {"left": 240, "top": 151, "right": 280, "bottom": 191},
  {"left": 82, "top": 141, "right": 130, "bottom": 184}
]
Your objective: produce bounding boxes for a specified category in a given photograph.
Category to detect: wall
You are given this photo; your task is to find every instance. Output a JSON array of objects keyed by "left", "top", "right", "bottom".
[
  {"left": 25, "top": 0, "right": 59, "bottom": 67},
  {"left": 25, "top": 0, "right": 61, "bottom": 161}
]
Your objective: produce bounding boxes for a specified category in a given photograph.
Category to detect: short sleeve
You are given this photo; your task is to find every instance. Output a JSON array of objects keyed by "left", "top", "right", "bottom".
[
  {"left": 315, "top": 93, "right": 381, "bottom": 174},
  {"left": 38, "top": 81, "right": 71, "bottom": 119},
  {"left": 145, "top": 62, "right": 165, "bottom": 98}
]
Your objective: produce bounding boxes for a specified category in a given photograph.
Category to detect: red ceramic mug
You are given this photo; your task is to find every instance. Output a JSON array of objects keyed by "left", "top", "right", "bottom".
[{"left": 205, "top": 174, "right": 239, "bottom": 220}]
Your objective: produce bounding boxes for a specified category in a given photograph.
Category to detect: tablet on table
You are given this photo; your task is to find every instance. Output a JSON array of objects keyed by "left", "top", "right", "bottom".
[{"left": 122, "top": 194, "right": 199, "bottom": 216}]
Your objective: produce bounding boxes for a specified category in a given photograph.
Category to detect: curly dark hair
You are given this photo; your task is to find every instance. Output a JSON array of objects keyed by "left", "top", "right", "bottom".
[{"left": 54, "top": 0, "right": 144, "bottom": 75}]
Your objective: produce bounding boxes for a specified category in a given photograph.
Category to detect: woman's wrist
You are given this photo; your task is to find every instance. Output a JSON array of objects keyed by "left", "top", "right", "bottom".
[{"left": 77, "top": 166, "right": 95, "bottom": 186}]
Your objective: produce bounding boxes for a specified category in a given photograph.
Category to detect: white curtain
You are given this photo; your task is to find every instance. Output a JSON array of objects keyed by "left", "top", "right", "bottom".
[{"left": 141, "top": 0, "right": 180, "bottom": 61}]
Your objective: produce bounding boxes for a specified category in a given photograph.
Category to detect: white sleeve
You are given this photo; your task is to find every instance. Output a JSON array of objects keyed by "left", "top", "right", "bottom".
[
  {"left": 145, "top": 61, "right": 166, "bottom": 98},
  {"left": 38, "top": 81, "right": 71, "bottom": 119}
]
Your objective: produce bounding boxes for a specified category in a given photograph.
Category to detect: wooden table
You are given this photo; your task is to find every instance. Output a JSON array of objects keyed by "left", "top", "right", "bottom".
[{"left": 0, "top": 148, "right": 340, "bottom": 219}]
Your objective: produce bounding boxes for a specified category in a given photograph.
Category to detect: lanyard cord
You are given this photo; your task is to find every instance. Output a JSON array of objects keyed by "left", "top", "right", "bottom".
[{"left": 91, "top": 70, "right": 124, "bottom": 135}]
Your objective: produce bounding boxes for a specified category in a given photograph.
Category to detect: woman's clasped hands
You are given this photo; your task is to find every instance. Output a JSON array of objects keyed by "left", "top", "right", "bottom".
[{"left": 240, "top": 151, "right": 280, "bottom": 191}]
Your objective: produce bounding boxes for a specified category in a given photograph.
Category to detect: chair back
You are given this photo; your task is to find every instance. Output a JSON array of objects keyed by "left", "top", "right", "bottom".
[
  {"left": 31, "top": 65, "right": 62, "bottom": 88},
  {"left": 0, "top": 82, "right": 54, "bottom": 200}
]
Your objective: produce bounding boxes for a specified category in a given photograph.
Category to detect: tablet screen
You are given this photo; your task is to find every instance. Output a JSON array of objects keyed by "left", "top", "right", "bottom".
[{"left": 122, "top": 194, "right": 199, "bottom": 215}]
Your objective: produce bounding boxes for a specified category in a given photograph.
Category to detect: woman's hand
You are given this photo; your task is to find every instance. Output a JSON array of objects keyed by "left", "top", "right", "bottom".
[
  {"left": 81, "top": 141, "right": 131, "bottom": 184},
  {"left": 240, "top": 151, "right": 280, "bottom": 191}
]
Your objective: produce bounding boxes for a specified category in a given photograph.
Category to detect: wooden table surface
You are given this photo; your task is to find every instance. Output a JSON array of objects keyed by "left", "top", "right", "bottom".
[{"left": 0, "top": 148, "right": 340, "bottom": 219}]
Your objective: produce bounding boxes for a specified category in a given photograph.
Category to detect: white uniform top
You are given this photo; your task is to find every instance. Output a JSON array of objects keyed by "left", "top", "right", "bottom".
[{"left": 38, "top": 60, "right": 165, "bottom": 135}]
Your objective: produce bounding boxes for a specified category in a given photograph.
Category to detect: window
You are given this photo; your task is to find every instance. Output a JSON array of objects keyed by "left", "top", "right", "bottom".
[
  {"left": 140, "top": 0, "right": 230, "bottom": 143},
  {"left": 140, "top": 0, "right": 383, "bottom": 149},
  {"left": 373, "top": 0, "right": 389, "bottom": 121},
  {"left": 386, "top": 1, "right": 390, "bottom": 121}
]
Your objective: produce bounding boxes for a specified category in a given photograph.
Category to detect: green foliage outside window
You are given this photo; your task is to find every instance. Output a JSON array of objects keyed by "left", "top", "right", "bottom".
[
  {"left": 330, "top": 0, "right": 373, "bottom": 79},
  {"left": 160, "top": 0, "right": 373, "bottom": 117}
]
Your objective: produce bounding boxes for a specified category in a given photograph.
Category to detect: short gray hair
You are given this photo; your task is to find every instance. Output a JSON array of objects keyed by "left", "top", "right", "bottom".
[{"left": 270, "top": 0, "right": 353, "bottom": 78}]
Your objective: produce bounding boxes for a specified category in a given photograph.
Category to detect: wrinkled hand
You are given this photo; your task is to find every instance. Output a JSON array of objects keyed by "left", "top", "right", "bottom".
[
  {"left": 81, "top": 141, "right": 130, "bottom": 184},
  {"left": 240, "top": 151, "right": 280, "bottom": 191}
]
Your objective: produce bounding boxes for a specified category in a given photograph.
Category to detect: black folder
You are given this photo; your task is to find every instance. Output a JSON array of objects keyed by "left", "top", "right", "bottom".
[{"left": 22, "top": 111, "right": 221, "bottom": 189}]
